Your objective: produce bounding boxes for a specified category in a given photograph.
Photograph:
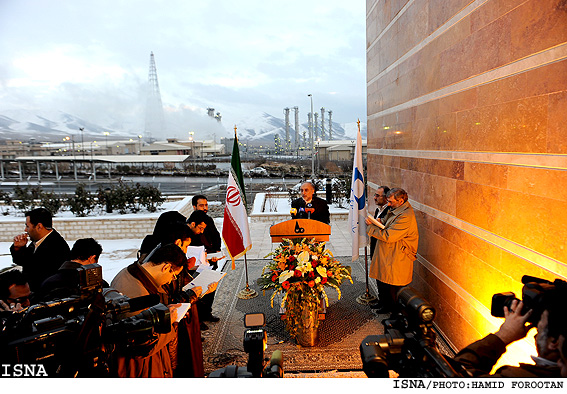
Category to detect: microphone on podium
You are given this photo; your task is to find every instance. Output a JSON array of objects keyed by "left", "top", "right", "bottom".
[{"left": 305, "top": 203, "right": 314, "bottom": 219}]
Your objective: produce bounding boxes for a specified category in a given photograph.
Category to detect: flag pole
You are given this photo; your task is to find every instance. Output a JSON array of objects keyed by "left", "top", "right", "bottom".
[
  {"left": 237, "top": 253, "right": 257, "bottom": 299},
  {"left": 354, "top": 119, "right": 377, "bottom": 305},
  {"left": 356, "top": 245, "right": 377, "bottom": 304},
  {"left": 231, "top": 125, "right": 257, "bottom": 300}
]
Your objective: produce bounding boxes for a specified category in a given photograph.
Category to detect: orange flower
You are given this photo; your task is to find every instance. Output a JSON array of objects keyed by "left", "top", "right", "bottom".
[{"left": 308, "top": 280, "right": 315, "bottom": 287}]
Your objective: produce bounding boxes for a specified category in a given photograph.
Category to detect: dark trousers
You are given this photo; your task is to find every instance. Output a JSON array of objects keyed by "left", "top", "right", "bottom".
[
  {"left": 197, "top": 291, "right": 215, "bottom": 320},
  {"left": 376, "top": 280, "right": 403, "bottom": 313}
]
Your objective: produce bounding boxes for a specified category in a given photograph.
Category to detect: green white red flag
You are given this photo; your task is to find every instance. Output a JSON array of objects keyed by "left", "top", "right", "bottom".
[{"left": 222, "top": 129, "right": 252, "bottom": 269}]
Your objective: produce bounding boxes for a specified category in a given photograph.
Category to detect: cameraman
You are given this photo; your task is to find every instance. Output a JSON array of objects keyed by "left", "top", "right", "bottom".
[
  {"left": 39, "top": 238, "right": 105, "bottom": 300},
  {"left": 110, "top": 244, "right": 185, "bottom": 378},
  {"left": 454, "top": 296, "right": 563, "bottom": 377},
  {"left": 0, "top": 269, "right": 32, "bottom": 313}
]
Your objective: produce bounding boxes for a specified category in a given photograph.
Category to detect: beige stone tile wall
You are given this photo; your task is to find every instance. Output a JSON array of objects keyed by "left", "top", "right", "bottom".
[{"left": 366, "top": 0, "right": 567, "bottom": 352}]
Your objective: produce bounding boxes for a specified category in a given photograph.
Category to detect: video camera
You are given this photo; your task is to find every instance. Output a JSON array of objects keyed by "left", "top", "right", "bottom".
[
  {"left": 0, "top": 263, "right": 171, "bottom": 377},
  {"left": 208, "top": 312, "right": 284, "bottom": 378},
  {"left": 360, "top": 287, "right": 468, "bottom": 378},
  {"left": 491, "top": 275, "right": 567, "bottom": 324}
]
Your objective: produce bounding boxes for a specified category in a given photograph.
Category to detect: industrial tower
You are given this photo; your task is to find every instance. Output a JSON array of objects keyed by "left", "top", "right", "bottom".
[{"left": 144, "top": 52, "right": 166, "bottom": 142}]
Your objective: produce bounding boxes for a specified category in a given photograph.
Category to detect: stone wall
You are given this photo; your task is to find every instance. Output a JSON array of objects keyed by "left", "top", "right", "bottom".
[
  {"left": 366, "top": 0, "right": 567, "bottom": 358},
  {"left": 0, "top": 197, "right": 193, "bottom": 242}
]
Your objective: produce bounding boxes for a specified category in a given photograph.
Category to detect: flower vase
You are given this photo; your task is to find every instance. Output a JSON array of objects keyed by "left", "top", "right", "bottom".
[{"left": 295, "top": 302, "right": 319, "bottom": 347}]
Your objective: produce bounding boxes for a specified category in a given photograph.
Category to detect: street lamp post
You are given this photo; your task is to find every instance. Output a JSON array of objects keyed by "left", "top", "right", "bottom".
[
  {"left": 189, "top": 131, "right": 195, "bottom": 172},
  {"left": 79, "top": 127, "right": 85, "bottom": 159},
  {"left": 308, "top": 94, "right": 315, "bottom": 178},
  {"left": 103, "top": 132, "right": 110, "bottom": 154},
  {"left": 138, "top": 135, "right": 143, "bottom": 154}
]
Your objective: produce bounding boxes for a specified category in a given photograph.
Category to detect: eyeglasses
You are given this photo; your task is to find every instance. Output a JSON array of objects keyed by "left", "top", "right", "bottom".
[{"left": 169, "top": 266, "right": 182, "bottom": 280}]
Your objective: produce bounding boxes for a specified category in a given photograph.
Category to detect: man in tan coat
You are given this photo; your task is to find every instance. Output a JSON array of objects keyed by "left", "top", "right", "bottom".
[{"left": 365, "top": 188, "right": 419, "bottom": 315}]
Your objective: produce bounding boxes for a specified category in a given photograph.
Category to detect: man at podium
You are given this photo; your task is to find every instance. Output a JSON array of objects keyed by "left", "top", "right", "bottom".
[{"left": 291, "top": 181, "right": 330, "bottom": 224}]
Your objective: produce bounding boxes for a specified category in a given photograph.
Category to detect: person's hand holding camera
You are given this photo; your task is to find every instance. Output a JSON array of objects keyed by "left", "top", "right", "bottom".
[
  {"left": 495, "top": 299, "right": 533, "bottom": 345},
  {"left": 0, "top": 299, "right": 24, "bottom": 313}
]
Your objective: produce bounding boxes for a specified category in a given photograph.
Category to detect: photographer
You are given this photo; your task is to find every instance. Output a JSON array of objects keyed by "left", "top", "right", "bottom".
[
  {"left": 110, "top": 244, "right": 185, "bottom": 378},
  {"left": 454, "top": 294, "right": 564, "bottom": 377},
  {"left": 0, "top": 269, "right": 32, "bottom": 313},
  {"left": 39, "top": 238, "right": 105, "bottom": 300}
]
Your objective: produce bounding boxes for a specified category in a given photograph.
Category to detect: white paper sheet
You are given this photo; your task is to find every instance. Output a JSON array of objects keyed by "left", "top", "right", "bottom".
[
  {"left": 182, "top": 269, "right": 226, "bottom": 295},
  {"left": 186, "top": 245, "right": 206, "bottom": 266},
  {"left": 174, "top": 303, "right": 191, "bottom": 322}
]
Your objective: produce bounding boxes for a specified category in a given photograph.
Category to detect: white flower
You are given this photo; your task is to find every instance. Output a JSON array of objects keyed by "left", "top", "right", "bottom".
[
  {"left": 297, "top": 251, "right": 310, "bottom": 264},
  {"left": 279, "top": 270, "right": 294, "bottom": 283}
]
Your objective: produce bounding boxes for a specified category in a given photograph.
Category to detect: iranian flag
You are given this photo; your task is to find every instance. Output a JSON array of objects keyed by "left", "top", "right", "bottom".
[{"left": 222, "top": 131, "right": 252, "bottom": 269}]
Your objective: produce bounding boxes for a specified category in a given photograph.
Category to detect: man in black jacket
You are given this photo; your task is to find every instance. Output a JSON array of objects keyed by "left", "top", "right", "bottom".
[
  {"left": 186, "top": 208, "right": 221, "bottom": 328},
  {"left": 10, "top": 208, "right": 70, "bottom": 291},
  {"left": 291, "top": 181, "right": 330, "bottom": 224}
]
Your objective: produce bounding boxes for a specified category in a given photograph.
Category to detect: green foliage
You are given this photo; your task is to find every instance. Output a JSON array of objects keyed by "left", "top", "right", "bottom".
[
  {"left": 67, "top": 184, "right": 95, "bottom": 217},
  {"left": 11, "top": 186, "right": 35, "bottom": 212},
  {"left": 137, "top": 183, "right": 165, "bottom": 213},
  {"left": 5, "top": 182, "right": 165, "bottom": 217},
  {"left": 0, "top": 190, "right": 12, "bottom": 215},
  {"left": 40, "top": 190, "right": 62, "bottom": 215}
]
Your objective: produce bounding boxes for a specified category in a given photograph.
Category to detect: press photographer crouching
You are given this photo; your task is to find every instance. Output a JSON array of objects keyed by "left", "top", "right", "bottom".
[
  {"left": 453, "top": 275, "right": 567, "bottom": 378},
  {"left": 360, "top": 287, "right": 467, "bottom": 378}
]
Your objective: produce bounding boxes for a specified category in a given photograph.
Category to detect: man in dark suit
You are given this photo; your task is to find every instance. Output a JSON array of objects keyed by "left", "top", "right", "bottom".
[
  {"left": 369, "top": 185, "right": 390, "bottom": 258},
  {"left": 10, "top": 208, "right": 70, "bottom": 291},
  {"left": 291, "top": 181, "right": 330, "bottom": 224},
  {"left": 188, "top": 195, "right": 223, "bottom": 327}
]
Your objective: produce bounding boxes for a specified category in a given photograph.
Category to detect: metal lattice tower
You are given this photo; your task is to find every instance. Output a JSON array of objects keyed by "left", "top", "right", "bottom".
[{"left": 144, "top": 52, "right": 165, "bottom": 142}]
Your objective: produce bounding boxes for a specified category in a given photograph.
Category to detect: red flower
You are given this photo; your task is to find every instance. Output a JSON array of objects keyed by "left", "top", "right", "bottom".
[
  {"left": 321, "top": 277, "right": 328, "bottom": 284},
  {"left": 271, "top": 274, "right": 278, "bottom": 282},
  {"left": 288, "top": 255, "right": 296, "bottom": 262},
  {"left": 288, "top": 265, "right": 295, "bottom": 270},
  {"left": 327, "top": 271, "right": 333, "bottom": 277},
  {"left": 282, "top": 281, "right": 290, "bottom": 290},
  {"left": 308, "top": 271, "right": 315, "bottom": 279},
  {"left": 311, "top": 261, "right": 318, "bottom": 268},
  {"left": 308, "top": 280, "right": 315, "bottom": 288},
  {"left": 294, "top": 270, "right": 302, "bottom": 277}
]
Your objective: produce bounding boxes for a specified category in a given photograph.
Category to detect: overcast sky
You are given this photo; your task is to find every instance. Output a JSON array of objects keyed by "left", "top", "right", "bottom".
[{"left": 0, "top": 1, "right": 366, "bottom": 139}]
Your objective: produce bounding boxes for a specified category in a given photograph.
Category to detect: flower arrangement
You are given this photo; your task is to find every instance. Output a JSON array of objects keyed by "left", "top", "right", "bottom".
[{"left": 258, "top": 237, "right": 352, "bottom": 340}]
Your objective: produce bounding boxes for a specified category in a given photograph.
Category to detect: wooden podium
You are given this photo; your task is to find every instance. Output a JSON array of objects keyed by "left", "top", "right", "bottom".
[
  {"left": 270, "top": 219, "right": 331, "bottom": 321},
  {"left": 269, "top": 219, "right": 331, "bottom": 243}
]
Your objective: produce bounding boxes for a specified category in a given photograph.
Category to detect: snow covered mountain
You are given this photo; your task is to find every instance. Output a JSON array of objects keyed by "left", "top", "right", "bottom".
[
  {"left": 0, "top": 109, "right": 134, "bottom": 142},
  {"left": 0, "top": 108, "right": 367, "bottom": 145}
]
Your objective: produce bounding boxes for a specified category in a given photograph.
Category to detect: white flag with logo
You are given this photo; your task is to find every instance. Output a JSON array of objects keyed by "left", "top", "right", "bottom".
[{"left": 348, "top": 127, "right": 367, "bottom": 261}]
